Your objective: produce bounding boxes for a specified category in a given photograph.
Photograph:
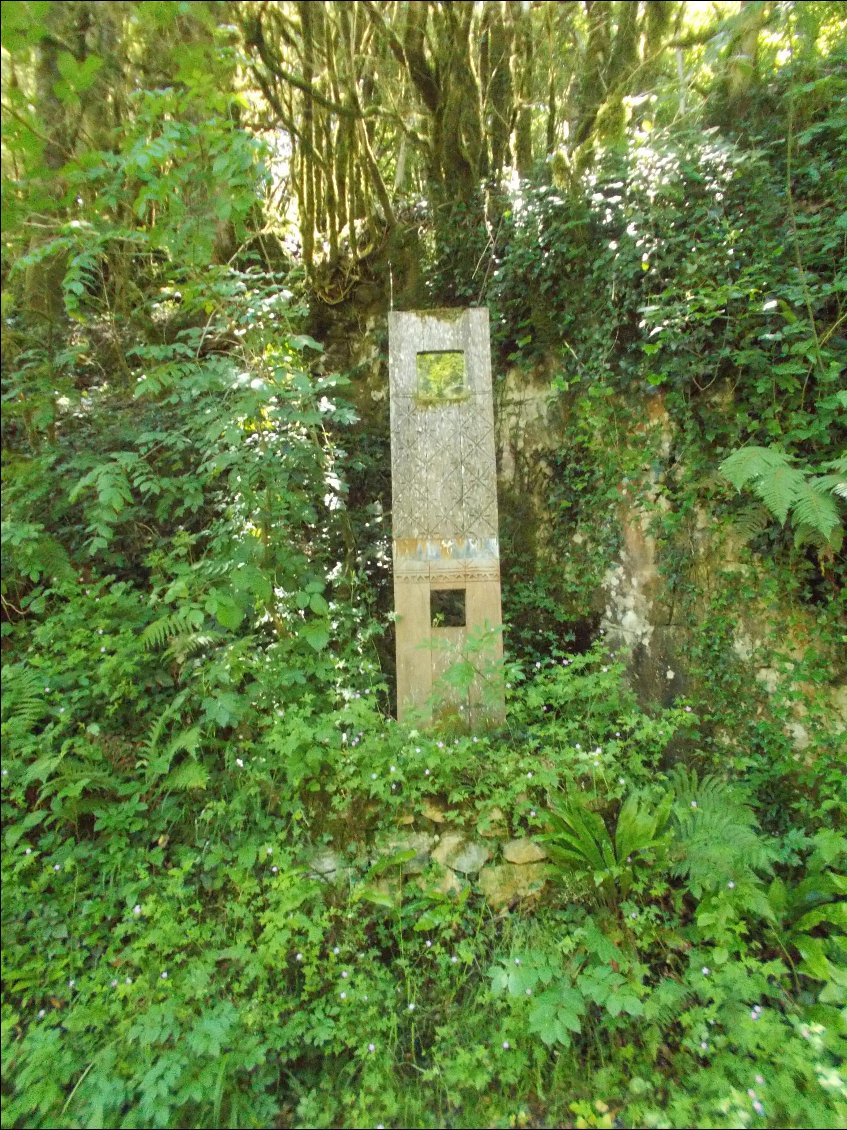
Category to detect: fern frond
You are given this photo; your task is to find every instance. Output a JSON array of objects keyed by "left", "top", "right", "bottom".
[
  {"left": 0, "top": 665, "right": 46, "bottom": 734},
  {"left": 792, "top": 479, "right": 842, "bottom": 542},
  {"left": 668, "top": 766, "right": 773, "bottom": 895},
  {"left": 141, "top": 610, "right": 195, "bottom": 650},
  {"left": 730, "top": 503, "right": 770, "bottom": 543},
  {"left": 720, "top": 446, "right": 790, "bottom": 491},
  {"left": 165, "top": 632, "right": 216, "bottom": 665},
  {"left": 163, "top": 760, "right": 208, "bottom": 791},
  {"left": 754, "top": 462, "right": 804, "bottom": 525}
]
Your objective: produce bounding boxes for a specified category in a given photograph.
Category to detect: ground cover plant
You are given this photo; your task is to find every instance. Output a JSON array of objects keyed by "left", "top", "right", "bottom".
[{"left": 3, "top": 2, "right": 845, "bottom": 1127}]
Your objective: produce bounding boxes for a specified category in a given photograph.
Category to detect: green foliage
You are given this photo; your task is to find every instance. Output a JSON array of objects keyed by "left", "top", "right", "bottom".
[
  {"left": 3, "top": 6, "right": 846, "bottom": 1129},
  {"left": 720, "top": 446, "right": 845, "bottom": 550}
]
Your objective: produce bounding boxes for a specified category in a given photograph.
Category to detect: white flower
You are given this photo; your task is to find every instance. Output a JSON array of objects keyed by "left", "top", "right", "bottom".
[
  {"left": 25, "top": 848, "right": 32, "bottom": 856},
  {"left": 133, "top": 905, "right": 141, "bottom": 915},
  {"left": 53, "top": 864, "right": 61, "bottom": 871},
  {"left": 371, "top": 773, "right": 377, "bottom": 780},
  {"left": 425, "top": 940, "right": 432, "bottom": 948},
  {"left": 236, "top": 758, "right": 244, "bottom": 768},
  {"left": 368, "top": 1043, "right": 376, "bottom": 1053},
  {"left": 271, "top": 866, "right": 279, "bottom": 873},
  {"left": 266, "top": 847, "right": 273, "bottom": 855},
  {"left": 111, "top": 979, "right": 118, "bottom": 988},
  {"left": 526, "top": 771, "right": 533, "bottom": 779},
  {"left": 408, "top": 1002, "right": 415, "bottom": 1011},
  {"left": 38, "top": 1009, "right": 46, "bottom": 1019},
  {"left": 333, "top": 946, "right": 340, "bottom": 955},
  {"left": 727, "top": 881, "right": 735, "bottom": 889},
  {"left": 701, "top": 966, "right": 710, "bottom": 976},
  {"left": 339, "top": 991, "right": 347, "bottom": 1000},
  {"left": 690, "top": 801, "right": 698, "bottom": 809},
  {"left": 295, "top": 953, "right": 303, "bottom": 962},
  {"left": 341, "top": 970, "right": 349, "bottom": 978},
  {"left": 450, "top": 955, "right": 458, "bottom": 964},
  {"left": 161, "top": 971, "right": 168, "bottom": 979},
  {"left": 502, "top": 1040, "right": 510, "bottom": 1050}
]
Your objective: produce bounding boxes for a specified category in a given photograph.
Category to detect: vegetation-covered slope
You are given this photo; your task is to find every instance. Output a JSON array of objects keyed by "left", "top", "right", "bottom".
[{"left": 2, "top": 3, "right": 845, "bottom": 1127}]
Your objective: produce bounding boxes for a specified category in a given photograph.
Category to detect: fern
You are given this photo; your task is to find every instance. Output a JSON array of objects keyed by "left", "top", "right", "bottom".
[
  {"left": 0, "top": 664, "right": 47, "bottom": 735},
  {"left": 720, "top": 445, "right": 845, "bottom": 550},
  {"left": 141, "top": 609, "right": 199, "bottom": 650},
  {"left": 731, "top": 503, "right": 771, "bottom": 544},
  {"left": 668, "top": 766, "right": 774, "bottom": 897}
]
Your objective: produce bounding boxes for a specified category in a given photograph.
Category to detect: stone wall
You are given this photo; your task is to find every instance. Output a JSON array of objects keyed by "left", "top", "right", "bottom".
[{"left": 306, "top": 804, "right": 550, "bottom": 912}]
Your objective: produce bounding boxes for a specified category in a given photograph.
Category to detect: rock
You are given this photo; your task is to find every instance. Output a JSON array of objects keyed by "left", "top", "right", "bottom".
[
  {"left": 478, "top": 862, "right": 546, "bottom": 910},
  {"left": 308, "top": 849, "right": 349, "bottom": 883},
  {"left": 419, "top": 865, "right": 464, "bottom": 896},
  {"left": 477, "top": 805, "right": 508, "bottom": 838},
  {"left": 431, "top": 832, "right": 490, "bottom": 874},
  {"left": 381, "top": 831, "right": 434, "bottom": 874},
  {"left": 502, "top": 838, "right": 547, "bottom": 865},
  {"left": 422, "top": 800, "right": 448, "bottom": 824}
]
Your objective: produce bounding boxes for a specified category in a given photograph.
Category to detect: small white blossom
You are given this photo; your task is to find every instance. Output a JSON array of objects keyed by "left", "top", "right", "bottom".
[
  {"left": 271, "top": 866, "right": 279, "bottom": 874},
  {"left": 38, "top": 1009, "right": 46, "bottom": 1019},
  {"left": 727, "top": 881, "right": 735, "bottom": 889},
  {"left": 236, "top": 758, "right": 244, "bottom": 768},
  {"left": 25, "top": 848, "right": 32, "bottom": 856},
  {"left": 341, "top": 970, "right": 349, "bottom": 978},
  {"left": 368, "top": 1043, "right": 376, "bottom": 1053},
  {"left": 53, "top": 864, "right": 61, "bottom": 871},
  {"left": 502, "top": 1041, "right": 510, "bottom": 1050},
  {"left": 133, "top": 904, "right": 142, "bottom": 915},
  {"left": 295, "top": 953, "right": 303, "bottom": 962},
  {"left": 702, "top": 966, "right": 710, "bottom": 976},
  {"left": 333, "top": 946, "right": 340, "bottom": 954},
  {"left": 161, "top": 971, "right": 168, "bottom": 979},
  {"left": 339, "top": 991, "right": 347, "bottom": 1000}
]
